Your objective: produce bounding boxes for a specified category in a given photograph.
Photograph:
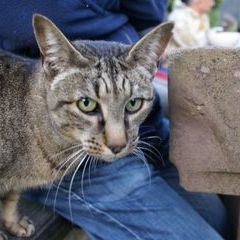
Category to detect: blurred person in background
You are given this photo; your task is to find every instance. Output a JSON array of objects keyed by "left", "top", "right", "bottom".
[{"left": 168, "top": 0, "right": 215, "bottom": 49}]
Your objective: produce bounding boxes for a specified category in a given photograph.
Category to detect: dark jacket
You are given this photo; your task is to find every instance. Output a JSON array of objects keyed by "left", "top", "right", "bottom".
[{"left": 0, "top": 0, "right": 167, "bottom": 57}]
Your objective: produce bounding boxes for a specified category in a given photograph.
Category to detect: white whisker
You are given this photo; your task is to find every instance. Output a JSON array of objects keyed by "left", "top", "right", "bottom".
[
  {"left": 92, "top": 157, "right": 98, "bottom": 173},
  {"left": 43, "top": 149, "right": 84, "bottom": 208},
  {"left": 141, "top": 136, "right": 162, "bottom": 141},
  {"left": 68, "top": 154, "right": 88, "bottom": 222},
  {"left": 132, "top": 149, "right": 152, "bottom": 185},
  {"left": 53, "top": 151, "right": 85, "bottom": 215},
  {"left": 50, "top": 144, "right": 83, "bottom": 161},
  {"left": 81, "top": 156, "right": 91, "bottom": 202},
  {"left": 136, "top": 147, "right": 156, "bottom": 163},
  {"left": 137, "top": 146, "right": 159, "bottom": 163},
  {"left": 88, "top": 156, "right": 94, "bottom": 187},
  {"left": 138, "top": 140, "right": 161, "bottom": 155}
]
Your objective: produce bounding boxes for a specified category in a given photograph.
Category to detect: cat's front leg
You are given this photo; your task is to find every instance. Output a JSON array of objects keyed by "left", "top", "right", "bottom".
[{"left": 1, "top": 190, "right": 35, "bottom": 238}]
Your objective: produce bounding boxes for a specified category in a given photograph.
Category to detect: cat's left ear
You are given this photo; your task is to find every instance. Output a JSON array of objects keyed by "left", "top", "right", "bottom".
[
  {"left": 33, "top": 14, "right": 89, "bottom": 77},
  {"left": 126, "top": 22, "right": 174, "bottom": 74}
]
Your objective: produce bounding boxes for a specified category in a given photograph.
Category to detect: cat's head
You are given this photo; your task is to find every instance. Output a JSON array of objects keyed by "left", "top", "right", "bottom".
[{"left": 33, "top": 14, "right": 173, "bottom": 161}]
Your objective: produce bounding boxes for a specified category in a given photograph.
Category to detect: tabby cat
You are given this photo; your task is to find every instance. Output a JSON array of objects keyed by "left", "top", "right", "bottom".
[{"left": 0, "top": 14, "right": 173, "bottom": 238}]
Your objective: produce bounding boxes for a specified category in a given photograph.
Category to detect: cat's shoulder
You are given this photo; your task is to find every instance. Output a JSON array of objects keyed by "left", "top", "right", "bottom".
[
  {"left": 0, "top": 49, "right": 35, "bottom": 65},
  {"left": 0, "top": 49, "right": 37, "bottom": 76}
]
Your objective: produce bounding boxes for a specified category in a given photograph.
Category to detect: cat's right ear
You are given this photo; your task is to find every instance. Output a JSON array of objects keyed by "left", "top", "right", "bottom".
[
  {"left": 33, "top": 14, "right": 88, "bottom": 77},
  {"left": 126, "top": 22, "right": 173, "bottom": 74}
]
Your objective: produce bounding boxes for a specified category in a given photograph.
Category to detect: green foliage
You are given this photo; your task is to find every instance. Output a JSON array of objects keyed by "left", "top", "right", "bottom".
[
  {"left": 210, "top": 0, "right": 222, "bottom": 27},
  {"left": 168, "top": 0, "right": 174, "bottom": 12}
]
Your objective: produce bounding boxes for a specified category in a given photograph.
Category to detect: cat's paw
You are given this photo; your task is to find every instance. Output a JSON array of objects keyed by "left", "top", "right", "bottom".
[
  {"left": 0, "top": 231, "right": 8, "bottom": 240},
  {"left": 3, "top": 216, "right": 35, "bottom": 237}
]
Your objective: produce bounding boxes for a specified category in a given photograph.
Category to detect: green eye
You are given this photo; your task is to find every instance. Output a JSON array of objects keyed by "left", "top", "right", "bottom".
[
  {"left": 77, "top": 97, "right": 97, "bottom": 113},
  {"left": 126, "top": 99, "right": 143, "bottom": 113}
]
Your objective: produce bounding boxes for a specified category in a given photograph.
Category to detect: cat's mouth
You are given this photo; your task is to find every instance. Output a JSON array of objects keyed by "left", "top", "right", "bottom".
[
  {"left": 83, "top": 137, "right": 138, "bottom": 162},
  {"left": 84, "top": 146, "right": 129, "bottom": 162}
]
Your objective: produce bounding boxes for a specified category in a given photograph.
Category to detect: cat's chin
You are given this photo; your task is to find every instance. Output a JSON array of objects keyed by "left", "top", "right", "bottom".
[
  {"left": 83, "top": 144, "right": 133, "bottom": 162},
  {"left": 96, "top": 152, "right": 131, "bottom": 162},
  {"left": 96, "top": 145, "right": 137, "bottom": 162}
]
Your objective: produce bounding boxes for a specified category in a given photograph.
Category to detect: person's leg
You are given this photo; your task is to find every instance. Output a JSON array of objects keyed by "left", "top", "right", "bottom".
[
  {"left": 26, "top": 155, "right": 227, "bottom": 240},
  {"left": 158, "top": 163, "right": 228, "bottom": 238}
]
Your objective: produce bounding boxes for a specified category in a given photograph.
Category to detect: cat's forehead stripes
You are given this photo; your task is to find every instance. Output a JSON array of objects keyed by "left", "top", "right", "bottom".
[
  {"left": 96, "top": 58, "right": 131, "bottom": 98},
  {"left": 99, "top": 72, "right": 112, "bottom": 94},
  {"left": 97, "top": 72, "right": 131, "bottom": 99}
]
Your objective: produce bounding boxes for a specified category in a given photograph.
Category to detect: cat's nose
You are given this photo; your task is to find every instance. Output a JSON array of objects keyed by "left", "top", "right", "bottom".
[{"left": 108, "top": 144, "right": 126, "bottom": 154}]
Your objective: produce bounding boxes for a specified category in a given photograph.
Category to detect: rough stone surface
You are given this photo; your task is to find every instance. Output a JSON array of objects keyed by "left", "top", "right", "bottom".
[{"left": 169, "top": 48, "right": 240, "bottom": 195}]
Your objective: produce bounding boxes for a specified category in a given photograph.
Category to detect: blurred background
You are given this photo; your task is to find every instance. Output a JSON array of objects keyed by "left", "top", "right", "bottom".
[
  {"left": 168, "top": 0, "right": 239, "bottom": 30},
  {"left": 166, "top": 0, "right": 240, "bottom": 49}
]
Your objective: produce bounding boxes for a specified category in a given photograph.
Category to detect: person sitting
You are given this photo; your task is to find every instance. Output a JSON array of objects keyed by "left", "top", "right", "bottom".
[{"left": 168, "top": 0, "right": 215, "bottom": 49}]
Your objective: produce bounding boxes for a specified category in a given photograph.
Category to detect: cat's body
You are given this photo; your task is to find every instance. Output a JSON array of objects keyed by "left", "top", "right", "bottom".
[
  {"left": 0, "top": 15, "right": 173, "bottom": 239},
  {"left": 0, "top": 41, "right": 130, "bottom": 195}
]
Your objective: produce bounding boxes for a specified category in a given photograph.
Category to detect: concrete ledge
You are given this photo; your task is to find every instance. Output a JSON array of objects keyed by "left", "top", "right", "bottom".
[{"left": 180, "top": 172, "right": 240, "bottom": 195}]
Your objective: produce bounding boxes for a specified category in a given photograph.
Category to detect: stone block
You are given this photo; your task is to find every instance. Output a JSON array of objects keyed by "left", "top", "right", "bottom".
[{"left": 169, "top": 48, "right": 240, "bottom": 195}]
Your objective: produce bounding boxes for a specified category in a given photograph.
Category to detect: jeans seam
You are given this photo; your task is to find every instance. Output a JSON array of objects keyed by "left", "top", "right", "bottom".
[{"left": 57, "top": 186, "right": 144, "bottom": 240}]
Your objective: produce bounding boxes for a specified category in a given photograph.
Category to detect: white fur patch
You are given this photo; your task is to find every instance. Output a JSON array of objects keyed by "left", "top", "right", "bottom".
[
  {"left": 137, "top": 66, "right": 153, "bottom": 78},
  {"left": 51, "top": 68, "right": 81, "bottom": 90}
]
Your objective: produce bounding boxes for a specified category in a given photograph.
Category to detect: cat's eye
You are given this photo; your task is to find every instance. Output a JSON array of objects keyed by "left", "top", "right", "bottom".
[
  {"left": 77, "top": 97, "right": 97, "bottom": 113},
  {"left": 125, "top": 98, "right": 143, "bottom": 113}
]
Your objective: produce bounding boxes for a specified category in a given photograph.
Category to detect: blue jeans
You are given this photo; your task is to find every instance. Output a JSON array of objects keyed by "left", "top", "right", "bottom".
[{"left": 26, "top": 155, "right": 228, "bottom": 240}]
